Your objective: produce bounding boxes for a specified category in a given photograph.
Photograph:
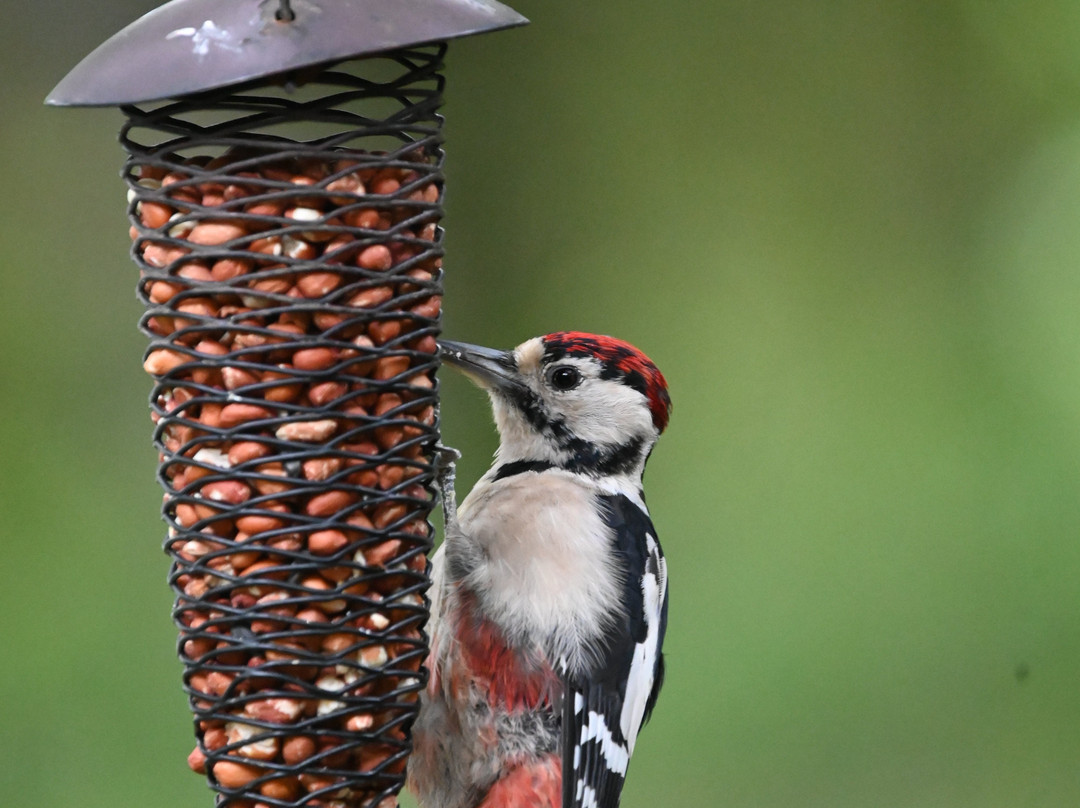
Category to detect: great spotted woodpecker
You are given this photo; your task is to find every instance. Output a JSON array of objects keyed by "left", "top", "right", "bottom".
[{"left": 407, "top": 332, "right": 671, "bottom": 808}]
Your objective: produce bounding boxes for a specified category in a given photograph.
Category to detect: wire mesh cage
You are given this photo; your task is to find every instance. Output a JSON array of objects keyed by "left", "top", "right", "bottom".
[
  {"left": 128, "top": 48, "right": 445, "bottom": 808},
  {"left": 48, "top": 2, "right": 527, "bottom": 805}
]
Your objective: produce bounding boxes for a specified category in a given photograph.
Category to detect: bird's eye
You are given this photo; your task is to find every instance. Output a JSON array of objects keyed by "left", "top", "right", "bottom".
[{"left": 547, "top": 365, "right": 582, "bottom": 391}]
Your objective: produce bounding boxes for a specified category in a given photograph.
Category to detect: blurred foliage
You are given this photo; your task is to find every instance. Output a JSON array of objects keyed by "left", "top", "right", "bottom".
[{"left": 3, "top": 1, "right": 1080, "bottom": 806}]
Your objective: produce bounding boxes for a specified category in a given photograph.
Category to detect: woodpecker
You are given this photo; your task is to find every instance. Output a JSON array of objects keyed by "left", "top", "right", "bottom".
[{"left": 408, "top": 332, "right": 671, "bottom": 808}]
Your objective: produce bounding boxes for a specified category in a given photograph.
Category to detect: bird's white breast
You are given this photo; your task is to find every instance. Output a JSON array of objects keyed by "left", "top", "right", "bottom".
[{"left": 456, "top": 470, "right": 621, "bottom": 673}]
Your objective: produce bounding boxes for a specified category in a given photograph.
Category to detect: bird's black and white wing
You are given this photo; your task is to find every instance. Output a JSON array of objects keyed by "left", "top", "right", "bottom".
[{"left": 562, "top": 493, "right": 668, "bottom": 808}]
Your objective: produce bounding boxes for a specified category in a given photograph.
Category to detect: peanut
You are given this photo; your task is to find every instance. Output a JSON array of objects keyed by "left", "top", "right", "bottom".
[
  {"left": 374, "top": 355, "right": 410, "bottom": 381},
  {"left": 219, "top": 403, "right": 274, "bottom": 427},
  {"left": 275, "top": 419, "right": 338, "bottom": 442},
  {"left": 234, "top": 513, "right": 286, "bottom": 536},
  {"left": 244, "top": 697, "right": 303, "bottom": 724},
  {"left": 308, "top": 380, "right": 347, "bottom": 407},
  {"left": 305, "top": 489, "right": 356, "bottom": 517},
  {"left": 187, "top": 746, "right": 207, "bottom": 774},
  {"left": 259, "top": 776, "right": 301, "bottom": 801},
  {"left": 308, "top": 529, "right": 349, "bottom": 556},
  {"left": 348, "top": 285, "right": 393, "bottom": 309},
  {"left": 282, "top": 735, "right": 317, "bottom": 766},
  {"left": 296, "top": 271, "right": 342, "bottom": 298},
  {"left": 211, "top": 257, "right": 252, "bottom": 281},
  {"left": 201, "top": 479, "right": 251, "bottom": 505},
  {"left": 143, "top": 349, "right": 188, "bottom": 375},
  {"left": 212, "top": 759, "right": 263, "bottom": 788},
  {"left": 368, "top": 319, "right": 402, "bottom": 345},
  {"left": 227, "top": 441, "right": 271, "bottom": 466},
  {"left": 225, "top": 722, "right": 280, "bottom": 761},
  {"left": 189, "top": 221, "right": 247, "bottom": 246},
  {"left": 357, "top": 244, "right": 392, "bottom": 270},
  {"left": 292, "top": 347, "right": 336, "bottom": 371},
  {"left": 302, "top": 456, "right": 343, "bottom": 481}
]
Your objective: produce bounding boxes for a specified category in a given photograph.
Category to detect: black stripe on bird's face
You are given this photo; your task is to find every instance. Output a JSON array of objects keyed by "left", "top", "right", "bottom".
[
  {"left": 491, "top": 438, "right": 646, "bottom": 479},
  {"left": 492, "top": 459, "right": 557, "bottom": 481},
  {"left": 442, "top": 337, "right": 653, "bottom": 478},
  {"left": 561, "top": 434, "right": 646, "bottom": 477},
  {"left": 496, "top": 382, "right": 648, "bottom": 477}
]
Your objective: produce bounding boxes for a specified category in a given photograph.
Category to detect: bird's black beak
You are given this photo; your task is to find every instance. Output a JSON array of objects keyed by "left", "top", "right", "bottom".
[{"left": 439, "top": 339, "right": 522, "bottom": 395}]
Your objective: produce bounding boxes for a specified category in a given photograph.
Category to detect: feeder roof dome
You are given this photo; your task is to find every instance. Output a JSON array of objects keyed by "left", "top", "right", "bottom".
[{"left": 47, "top": 0, "right": 527, "bottom": 106}]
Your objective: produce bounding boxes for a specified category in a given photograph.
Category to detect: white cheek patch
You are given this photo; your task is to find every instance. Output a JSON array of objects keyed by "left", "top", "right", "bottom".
[{"left": 557, "top": 378, "right": 655, "bottom": 452}]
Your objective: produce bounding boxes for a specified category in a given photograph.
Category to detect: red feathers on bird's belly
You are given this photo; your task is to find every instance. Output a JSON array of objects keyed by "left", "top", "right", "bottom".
[
  {"left": 477, "top": 754, "right": 562, "bottom": 808},
  {"left": 451, "top": 593, "right": 561, "bottom": 711}
]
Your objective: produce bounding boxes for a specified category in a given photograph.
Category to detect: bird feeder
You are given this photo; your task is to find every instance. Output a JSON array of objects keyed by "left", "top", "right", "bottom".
[{"left": 47, "top": 1, "right": 526, "bottom": 806}]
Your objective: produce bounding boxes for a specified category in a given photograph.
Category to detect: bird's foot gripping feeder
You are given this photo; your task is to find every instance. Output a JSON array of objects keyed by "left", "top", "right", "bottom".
[{"left": 48, "top": 2, "right": 526, "bottom": 807}]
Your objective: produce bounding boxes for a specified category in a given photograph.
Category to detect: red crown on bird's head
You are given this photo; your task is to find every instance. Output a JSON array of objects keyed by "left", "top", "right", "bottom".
[{"left": 541, "top": 332, "right": 672, "bottom": 433}]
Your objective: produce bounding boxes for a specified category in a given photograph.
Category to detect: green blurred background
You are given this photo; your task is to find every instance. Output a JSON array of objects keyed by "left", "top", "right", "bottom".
[{"left": 3, "top": 1, "right": 1080, "bottom": 805}]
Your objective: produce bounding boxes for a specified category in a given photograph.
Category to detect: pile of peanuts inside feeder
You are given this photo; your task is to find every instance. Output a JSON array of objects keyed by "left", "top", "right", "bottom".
[{"left": 133, "top": 147, "right": 441, "bottom": 808}]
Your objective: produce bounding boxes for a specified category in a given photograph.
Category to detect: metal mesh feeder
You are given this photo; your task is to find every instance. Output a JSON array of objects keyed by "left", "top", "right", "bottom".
[{"left": 48, "top": 2, "right": 527, "bottom": 807}]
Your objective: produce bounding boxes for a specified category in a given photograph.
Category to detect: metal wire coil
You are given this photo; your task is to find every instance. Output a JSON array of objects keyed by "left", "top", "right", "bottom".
[{"left": 122, "top": 46, "right": 445, "bottom": 808}]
